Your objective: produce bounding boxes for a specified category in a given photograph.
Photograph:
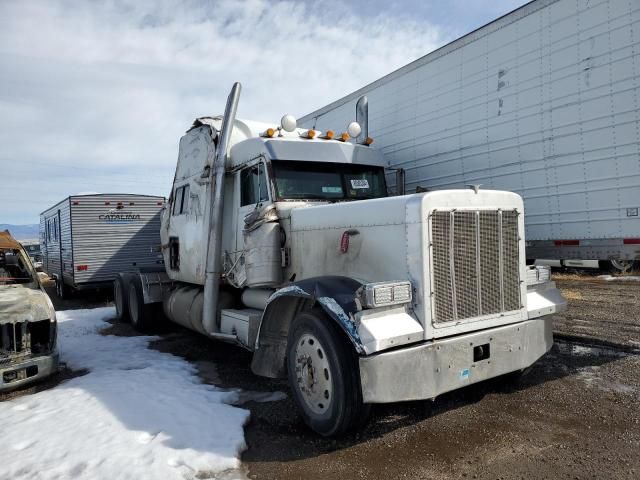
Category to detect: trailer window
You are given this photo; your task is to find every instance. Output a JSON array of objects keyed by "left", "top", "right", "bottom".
[
  {"left": 241, "top": 163, "right": 269, "bottom": 206},
  {"left": 172, "top": 184, "right": 190, "bottom": 216}
]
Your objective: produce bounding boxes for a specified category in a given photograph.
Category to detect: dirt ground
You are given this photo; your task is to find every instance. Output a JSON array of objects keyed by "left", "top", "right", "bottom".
[
  {"left": 6, "top": 276, "right": 640, "bottom": 479},
  {"left": 553, "top": 275, "right": 640, "bottom": 350}
]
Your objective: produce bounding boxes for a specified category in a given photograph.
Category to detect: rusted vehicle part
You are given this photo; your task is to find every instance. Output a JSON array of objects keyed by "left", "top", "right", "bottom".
[{"left": 0, "top": 231, "right": 58, "bottom": 391}]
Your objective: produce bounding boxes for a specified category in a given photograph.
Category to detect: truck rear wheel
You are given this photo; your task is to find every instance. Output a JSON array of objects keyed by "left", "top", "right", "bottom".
[
  {"left": 55, "top": 277, "right": 69, "bottom": 299},
  {"left": 286, "top": 308, "right": 369, "bottom": 436},
  {"left": 113, "top": 273, "right": 135, "bottom": 322},
  {"left": 127, "top": 279, "right": 154, "bottom": 332}
]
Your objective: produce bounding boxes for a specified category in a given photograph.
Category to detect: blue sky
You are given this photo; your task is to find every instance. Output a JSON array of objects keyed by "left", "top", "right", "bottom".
[{"left": 0, "top": 0, "right": 528, "bottom": 225}]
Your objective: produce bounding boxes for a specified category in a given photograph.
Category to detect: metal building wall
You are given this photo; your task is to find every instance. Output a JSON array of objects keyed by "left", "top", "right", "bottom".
[{"left": 300, "top": 0, "right": 640, "bottom": 242}]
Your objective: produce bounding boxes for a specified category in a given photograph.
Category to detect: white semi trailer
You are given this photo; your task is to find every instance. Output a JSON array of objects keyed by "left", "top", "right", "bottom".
[
  {"left": 115, "top": 83, "right": 565, "bottom": 436},
  {"left": 300, "top": 0, "right": 640, "bottom": 272}
]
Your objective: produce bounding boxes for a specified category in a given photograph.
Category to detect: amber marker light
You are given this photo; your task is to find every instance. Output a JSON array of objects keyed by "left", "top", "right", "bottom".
[
  {"left": 364, "top": 136, "right": 374, "bottom": 146},
  {"left": 262, "top": 127, "right": 276, "bottom": 138},
  {"left": 323, "top": 130, "right": 335, "bottom": 140},
  {"left": 304, "top": 129, "right": 317, "bottom": 139},
  {"left": 339, "top": 132, "right": 350, "bottom": 142}
]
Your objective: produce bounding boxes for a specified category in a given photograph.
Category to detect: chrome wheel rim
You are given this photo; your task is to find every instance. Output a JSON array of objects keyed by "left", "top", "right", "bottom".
[{"left": 294, "top": 333, "right": 333, "bottom": 415}]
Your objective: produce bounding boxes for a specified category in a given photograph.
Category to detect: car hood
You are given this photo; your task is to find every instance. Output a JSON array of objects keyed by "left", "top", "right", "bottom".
[{"left": 0, "top": 286, "right": 54, "bottom": 323}]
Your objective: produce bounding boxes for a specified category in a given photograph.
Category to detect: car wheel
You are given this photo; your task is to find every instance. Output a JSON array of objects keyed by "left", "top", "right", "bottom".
[{"left": 286, "top": 308, "right": 370, "bottom": 437}]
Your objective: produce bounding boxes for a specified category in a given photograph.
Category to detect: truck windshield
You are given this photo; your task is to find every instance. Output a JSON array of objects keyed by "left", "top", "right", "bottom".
[{"left": 271, "top": 161, "right": 387, "bottom": 201}]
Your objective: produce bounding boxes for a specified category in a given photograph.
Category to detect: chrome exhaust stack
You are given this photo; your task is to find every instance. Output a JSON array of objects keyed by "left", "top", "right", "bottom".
[
  {"left": 202, "top": 82, "right": 242, "bottom": 335},
  {"left": 355, "top": 95, "right": 368, "bottom": 144}
]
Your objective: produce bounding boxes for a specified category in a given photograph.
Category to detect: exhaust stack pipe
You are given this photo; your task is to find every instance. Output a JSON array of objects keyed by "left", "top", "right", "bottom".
[
  {"left": 355, "top": 95, "right": 368, "bottom": 144},
  {"left": 202, "top": 82, "right": 242, "bottom": 335}
]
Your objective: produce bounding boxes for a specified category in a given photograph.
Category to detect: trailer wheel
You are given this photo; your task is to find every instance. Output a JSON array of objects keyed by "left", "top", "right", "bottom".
[
  {"left": 55, "top": 277, "right": 69, "bottom": 299},
  {"left": 286, "top": 308, "right": 370, "bottom": 437},
  {"left": 113, "top": 273, "right": 136, "bottom": 322},
  {"left": 127, "top": 279, "right": 154, "bottom": 332}
]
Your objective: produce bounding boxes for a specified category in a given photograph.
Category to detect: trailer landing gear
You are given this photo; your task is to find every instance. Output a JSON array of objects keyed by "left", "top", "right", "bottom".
[{"left": 608, "top": 259, "right": 639, "bottom": 273}]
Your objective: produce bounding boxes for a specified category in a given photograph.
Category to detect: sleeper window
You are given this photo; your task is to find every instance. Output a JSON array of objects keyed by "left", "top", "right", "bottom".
[{"left": 172, "top": 184, "right": 190, "bottom": 215}]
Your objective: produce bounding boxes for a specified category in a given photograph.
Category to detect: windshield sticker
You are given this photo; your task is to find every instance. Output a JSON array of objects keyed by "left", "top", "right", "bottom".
[
  {"left": 350, "top": 179, "right": 369, "bottom": 189},
  {"left": 321, "top": 186, "right": 342, "bottom": 193}
]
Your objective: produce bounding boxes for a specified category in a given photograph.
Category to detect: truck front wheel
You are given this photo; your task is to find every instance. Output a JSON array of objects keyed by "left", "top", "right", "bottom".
[{"left": 286, "top": 309, "right": 370, "bottom": 436}]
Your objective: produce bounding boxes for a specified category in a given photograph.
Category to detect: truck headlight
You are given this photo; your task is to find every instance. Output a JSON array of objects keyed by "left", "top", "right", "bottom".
[{"left": 360, "top": 281, "right": 412, "bottom": 309}]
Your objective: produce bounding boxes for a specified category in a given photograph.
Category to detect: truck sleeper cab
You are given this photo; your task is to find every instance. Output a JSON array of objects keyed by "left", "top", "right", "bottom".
[{"left": 115, "top": 84, "right": 566, "bottom": 436}]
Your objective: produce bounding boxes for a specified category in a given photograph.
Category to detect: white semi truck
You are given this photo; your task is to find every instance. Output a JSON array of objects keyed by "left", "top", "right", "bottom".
[{"left": 115, "top": 83, "right": 565, "bottom": 436}]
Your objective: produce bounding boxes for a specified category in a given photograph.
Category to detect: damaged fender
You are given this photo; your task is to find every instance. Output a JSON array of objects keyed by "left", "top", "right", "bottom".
[
  {"left": 250, "top": 276, "right": 365, "bottom": 378},
  {"left": 263, "top": 276, "right": 365, "bottom": 352}
]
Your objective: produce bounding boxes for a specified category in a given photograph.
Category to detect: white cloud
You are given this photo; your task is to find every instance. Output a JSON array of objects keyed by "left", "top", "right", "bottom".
[{"left": 0, "top": 0, "right": 446, "bottom": 223}]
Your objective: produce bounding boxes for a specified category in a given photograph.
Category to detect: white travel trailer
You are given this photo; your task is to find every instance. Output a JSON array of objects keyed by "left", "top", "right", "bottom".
[
  {"left": 115, "top": 83, "right": 565, "bottom": 436},
  {"left": 40, "top": 194, "right": 164, "bottom": 297},
  {"left": 300, "top": 0, "right": 640, "bottom": 272}
]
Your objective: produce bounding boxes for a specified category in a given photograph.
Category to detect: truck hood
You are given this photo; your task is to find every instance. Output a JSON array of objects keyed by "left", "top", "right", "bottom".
[{"left": 0, "top": 286, "right": 54, "bottom": 323}]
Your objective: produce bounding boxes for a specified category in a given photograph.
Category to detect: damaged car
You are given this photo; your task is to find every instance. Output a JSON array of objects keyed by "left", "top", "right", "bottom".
[{"left": 0, "top": 230, "right": 58, "bottom": 391}]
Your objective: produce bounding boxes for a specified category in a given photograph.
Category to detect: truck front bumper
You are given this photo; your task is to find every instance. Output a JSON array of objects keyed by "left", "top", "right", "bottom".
[
  {"left": 359, "top": 316, "right": 552, "bottom": 403},
  {"left": 0, "top": 352, "right": 59, "bottom": 392}
]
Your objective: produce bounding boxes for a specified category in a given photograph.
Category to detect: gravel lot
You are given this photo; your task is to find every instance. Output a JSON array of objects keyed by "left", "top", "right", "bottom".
[
  {"left": 554, "top": 274, "right": 640, "bottom": 350},
  {"left": 7, "top": 276, "right": 640, "bottom": 479}
]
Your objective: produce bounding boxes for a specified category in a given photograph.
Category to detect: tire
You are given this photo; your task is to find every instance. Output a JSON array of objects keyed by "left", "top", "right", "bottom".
[
  {"left": 113, "top": 273, "right": 135, "bottom": 322},
  {"left": 286, "top": 308, "right": 370, "bottom": 437},
  {"left": 56, "top": 277, "right": 69, "bottom": 299},
  {"left": 127, "top": 278, "right": 154, "bottom": 332}
]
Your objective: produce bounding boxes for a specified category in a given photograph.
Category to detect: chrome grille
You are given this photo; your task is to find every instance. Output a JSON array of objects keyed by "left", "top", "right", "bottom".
[{"left": 431, "top": 209, "right": 521, "bottom": 324}]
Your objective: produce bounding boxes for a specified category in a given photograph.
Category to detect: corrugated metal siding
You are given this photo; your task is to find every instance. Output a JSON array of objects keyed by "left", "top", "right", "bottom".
[
  {"left": 69, "top": 195, "right": 164, "bottom": 285},
  {"left": 300, "top": 0, "right": 640, "bottom": 241},
  {"left": 40, "top": 198, "right": 72, "bottom": 282}
]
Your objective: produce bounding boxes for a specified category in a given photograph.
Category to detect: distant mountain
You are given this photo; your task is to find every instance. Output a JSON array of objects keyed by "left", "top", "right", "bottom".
[{"left": 0, "top": 224, "right": 39, "bottom": 241}]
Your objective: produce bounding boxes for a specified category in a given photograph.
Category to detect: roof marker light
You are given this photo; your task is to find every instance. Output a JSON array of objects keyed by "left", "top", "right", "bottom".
[
  {"left": 322, "top": 130, "right": 335, "bottom": 140},
  {"left": 364, "top": 136, "right": 374, "bottom": 146},
  {"left": 338, "top": 132, "right": 350, "bottom": 142},
  {"left": 262, "top": 127, "right": 276, "bottom": 138},
  {"left": 303, "top": 129, "right": 316, "bottom": 139}
]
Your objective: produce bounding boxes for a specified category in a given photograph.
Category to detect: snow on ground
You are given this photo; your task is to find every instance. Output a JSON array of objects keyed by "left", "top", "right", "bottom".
[
  {"left": 597, "top": 275, "right": 640, "bottom": 282},
  {"left": 0, "top": 307, "right": 250, "bottom": 480}
]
